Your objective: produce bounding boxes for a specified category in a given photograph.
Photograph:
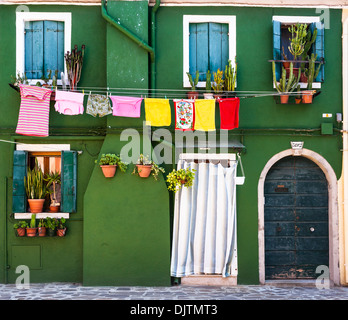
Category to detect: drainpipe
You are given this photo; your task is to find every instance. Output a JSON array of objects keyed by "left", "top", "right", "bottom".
[{"left": 101, "top": 0, "right": 160, "bottom": 91}]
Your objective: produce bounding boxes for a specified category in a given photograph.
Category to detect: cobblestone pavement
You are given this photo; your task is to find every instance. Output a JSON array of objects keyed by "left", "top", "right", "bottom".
[{"left": 0, "top": 282, "right": 348, "bottom": 300}]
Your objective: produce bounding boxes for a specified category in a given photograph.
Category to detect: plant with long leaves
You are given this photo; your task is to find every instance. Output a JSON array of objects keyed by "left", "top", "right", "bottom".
[
  {"left": 65, "top": 44, "right": 85, "bottom": 91},
  {"left": 24, "top": 162, "right": 49, "bottom": 199}
]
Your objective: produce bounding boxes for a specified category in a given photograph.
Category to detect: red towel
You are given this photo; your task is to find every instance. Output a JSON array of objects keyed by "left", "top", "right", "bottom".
[{"left": 218, "top": 97, "right": 240, "bottom": 130}]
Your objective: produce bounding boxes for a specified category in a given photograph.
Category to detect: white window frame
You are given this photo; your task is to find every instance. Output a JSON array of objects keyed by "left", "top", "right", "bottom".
[
  {"left": 272, "top": 15, "right": 322, "bottom": 89},
  {"left": 183, "top": 15, "right": 236, "bottom": 88},
  {"left": 16, "top": 12, "right": 72, "bottom": 86}
]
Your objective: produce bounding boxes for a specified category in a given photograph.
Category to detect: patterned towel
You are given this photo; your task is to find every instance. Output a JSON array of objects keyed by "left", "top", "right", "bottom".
[{"left": 174, "top": 99, "right": 195, "bottom": 131}]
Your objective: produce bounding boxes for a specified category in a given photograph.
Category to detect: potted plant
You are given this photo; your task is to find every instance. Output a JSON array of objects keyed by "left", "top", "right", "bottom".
[
  {"left": 96, "top": 153, "right": 128, "bottom": 178},
  {"left": 46, "top": 217, "right": 58, "bottom": 237},
  {"left": 14, "top": 221, "right": 28, "bottom": 237},
  {"left": 38, "top": 218, "right": 47, "bottom": 237},
  {"left": 272, "top": 61, "right": 301, "bottom": 104},
  {"left": 300, "top": 26, "right": 317, "bottom": 82},
  {"left": 295, "top": 84, "right": 302, "bottom": 104},
  {"left": 287, "top": 22, "right": 307, "bottom": 77},
  {"left": 212, "top": 68, "right": 224, "bottom": 100},
  {"left": 65, "top": 44, "right": 85, "bottom": 91},
  {"left": 45, "top": 171, "right": 61, "bottom": 212},
  {"left": 26, "top": 214, "right": 37, "bottom": 237},
  {"left": 24, "top": 162, "right": 50, "bottom": 213},
  {"left": 10, "top": 72, "right": 29, "bottom": 91},
  {"left": 56, "top": 218, "right": 67, "bottom": 237},
  {"left": 302, "top": 53, "right": 323, "bottom": 104},
  {"left": 186, "top": 71, "right": 199, "bottom": 99},
  {"left": 203, "top": 70, "right": 214, "bottom": 99},
  {"left": 224, "top": 58, "right": 237, "bottom": 96},
  {"left": 132, "top": 154, "right": 165, "bottom": 180},
  {"left": 167, "top": 168, "right": 196, "bottom": 192}
]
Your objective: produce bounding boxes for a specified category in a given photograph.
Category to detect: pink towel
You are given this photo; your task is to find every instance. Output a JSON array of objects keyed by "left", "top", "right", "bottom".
[
  {"left": 16, "top": 85, "right": 52, "bottom": 137},
  {"left": 110, "top": 96, "right": 143, "bottom": 118},
  {"left": 54, "top": 90, "right": 84, "bottom": 115}
]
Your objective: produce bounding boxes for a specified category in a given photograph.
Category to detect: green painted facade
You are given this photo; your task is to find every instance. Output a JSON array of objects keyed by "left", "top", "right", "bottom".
[{"left": 0, "top": 1, "right": 343, "bottom": 285}]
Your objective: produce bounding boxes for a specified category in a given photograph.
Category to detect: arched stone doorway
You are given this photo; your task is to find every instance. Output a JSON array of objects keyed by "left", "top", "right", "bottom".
[{"left": 258, "top": 149, "right": 340, "bottom": 285}]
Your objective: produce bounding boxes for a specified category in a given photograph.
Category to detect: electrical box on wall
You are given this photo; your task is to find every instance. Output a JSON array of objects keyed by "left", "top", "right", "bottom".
[{"left": 321, "top": 123, "right": 333, "bottom": 135}]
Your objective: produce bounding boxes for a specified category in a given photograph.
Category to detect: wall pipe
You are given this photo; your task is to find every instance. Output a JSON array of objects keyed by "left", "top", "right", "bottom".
[{"left": 101, "top": 0, "right": 160, "bottom": 91}]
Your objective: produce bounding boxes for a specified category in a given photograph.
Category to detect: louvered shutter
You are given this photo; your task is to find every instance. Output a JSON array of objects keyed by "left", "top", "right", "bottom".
[
  {"left": 12, "top": 151, "right": 28, "bottom": 213},
  {"left": 61, "top": 150, "right": 77, "bottom": 213}
]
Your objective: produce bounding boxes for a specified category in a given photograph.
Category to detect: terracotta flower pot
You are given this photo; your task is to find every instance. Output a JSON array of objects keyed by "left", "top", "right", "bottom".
[
  {"left": 187, "top": 91, "right": 199, "bottom": 99},
  {"left": 49, "top": 205, "right": 60, "bottom": 213},
  {"left": 16, "top": 228, "right": 26, "bottom": 237},
  {"left": 28, "top": 199, "right": 45, "bottom": 213},
  {"left": 295, "top": 98, "right": 302, "bottom": 104},
  {"left": 280, "top": 94, "right": 289, "bottom": 104},
  {"left": 302, "top": 91, "right": 314, "bottom": 104},
  {"left": 56, "top": 228, "right": 66, "bottom": 237},
  {"left": 26, "top": 227, "right": 37, "bottom": 237},
  {"left": 100, "top": 165, "right": 117, "bottom": 178},
  {"left": 136, "top": 164, "right": 152, "bottom": 178},
  {"left": 38, "top": 227, "right": 46, "bottom": 237}
]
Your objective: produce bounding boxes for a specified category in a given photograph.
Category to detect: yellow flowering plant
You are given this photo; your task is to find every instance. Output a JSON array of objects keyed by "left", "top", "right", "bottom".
[{"left": 166, "top": 168, "right": 196, "bottom": 192}]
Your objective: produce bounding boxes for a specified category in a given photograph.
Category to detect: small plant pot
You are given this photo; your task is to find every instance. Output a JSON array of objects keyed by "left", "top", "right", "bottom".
[
  {"left": 280, "top": 95, "right": 289, "bottom": 104},
  {"left": 26, "top": 227, "right": 37, "bottom": 237},
  {"left": 47, "top": 228, "right": 56, "bottom": 237},
  {"left": 203, "top": 92, "right": 214, "bottom": 99},
  {"left": 282, "top": 61, "right": 290, "bottom": 69},
  {"left": 295, "top": 98, "right": 302, "bottom": 104},
  {"left": 100, "top": 165, "right": 117, "bottom": 178},
  {"left": 49, "top": 205, "right": 60, "bottom": 213},
  {"left": 16, "top": 228, "right": 26, "bottom": 237},
  {"left": 38, "top": 227, "right": 46, "bottom": 237},
  {"left": 56, "top": 228, "right": 66, "bottom": 237},
  {"left": 28, "top": 199, "right": 45, "bottom": 213},
  {"left": 302, "top": 91, "right": 314, "bottom": 104},
  {"left": 187, "top": 91, "right": 199, "bottom": 99},
  {"left": 136, "top": 164, "right": 152, "bottom": 178}
]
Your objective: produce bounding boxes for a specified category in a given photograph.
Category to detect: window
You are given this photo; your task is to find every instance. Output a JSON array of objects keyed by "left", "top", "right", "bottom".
[
  {"left": 183, "top": 15, "right": 236, "bottom": 88},
  {"left": 272, "top": 16, "right": 324, "bottom": 88},
  {"left": 16, "top": 12, "right": 71, "bottom": 85},
  {"left": 12, "top": 144, "right": 77, "bottom": 215}
]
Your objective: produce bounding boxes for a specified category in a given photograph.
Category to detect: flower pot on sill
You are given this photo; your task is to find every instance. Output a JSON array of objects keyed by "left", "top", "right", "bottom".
[
  {"left": 28, "top": 199, "right": 45, "bottom": 213},
  {"left": 302, "top": 90, "right": 314, "bottom": 104},
  {"left": 187, "top": 91, "right": 199, "bottom": 99},
  {"left": 100, "top": 165, "right": 117, "bottom": 178},
  {"left": 282, "top": 61, "right": 290, "bottom": 69},
  {"left": 57, "top": 228, "right": 66, "bottom": 237},
  {"left": 49, "top": 205, "right": 60, "bottom": 213},
  {"left": 26, "top": 227, "right": 37, "bottom": 237},
  {"left": 16, "top": 228, "right": 26, "bottom": 237},
  {"left": 136, "top": 164, "right": 152, "bottom": 178},
  {"left": 38, "top": 227, "right": 46, "bottom": 237},
  {"left": 280, "top": 94, "right": 289, "bottom": 104}
]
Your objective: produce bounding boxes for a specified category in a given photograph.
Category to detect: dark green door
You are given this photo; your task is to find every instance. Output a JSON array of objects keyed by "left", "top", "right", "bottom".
[{"left": 264, "top": 156, "right": 329, "bottom": 279}]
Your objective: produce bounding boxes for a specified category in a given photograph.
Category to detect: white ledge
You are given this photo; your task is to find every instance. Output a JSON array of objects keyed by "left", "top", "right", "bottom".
[{"left": 14, "top": 213, "right": 70, "bottom": 219}]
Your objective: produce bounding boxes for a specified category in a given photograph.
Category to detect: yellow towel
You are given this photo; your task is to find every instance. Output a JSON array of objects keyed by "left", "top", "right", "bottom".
[
  {"left": 144, "top": 98, "right": 171, "bottom": 127},
  {"left": 194, "top": 99, "right": 216, "bottom": 131}
]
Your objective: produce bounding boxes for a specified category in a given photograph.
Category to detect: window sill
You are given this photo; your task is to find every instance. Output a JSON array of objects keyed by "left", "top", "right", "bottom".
[{"left": 14, "top": 213, "right": 69, "bottom": 220}]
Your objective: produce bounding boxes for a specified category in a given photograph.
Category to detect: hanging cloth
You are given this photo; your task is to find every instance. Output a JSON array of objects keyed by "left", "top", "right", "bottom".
[
  {"left": 86, "top": 94, "right": 112, "bottom": 117},
  {"left": 218, "top": 97, "right": 240, "bottom": 130},
  {"left": 16, "top": 84, "right": 52, "bottom": 137},
  {"left": 170, "top": 160, "right": 238, "bottom": 278},
  {"left": 110, "top": 95, "right": 143, "bottom": 118},
  {"left": 194, "top": 99, "right": 216, "bottom": 131},
  {"left": 54, "top": 90, "right": 84, "bottom": 115},
  {"left": 174, "top": 99, "right": 195, "bottom": 131},
  {"left": 144, "top": 98, "right": 171, "bottom": 126}
]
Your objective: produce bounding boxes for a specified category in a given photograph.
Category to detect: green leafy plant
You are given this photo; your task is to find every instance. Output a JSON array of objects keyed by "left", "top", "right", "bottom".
[
  {"left": 132, "top": 154, "right": 165, "bottom": 180},
  {"left": 272, "top": 61, "right": 301, "bottom": 94},
  {"left": 29, "top": 214, "right": 36, "bottom": 229},
  {"left": 167, "top": 168, "right": 196, "bottom": 192},
  {"left": 212, "top": 69, "right": 224, "bottom": 93},
  {"left": 44, "top": 171, "right": 61, "bottom": 207},
  {"left": 24, "top": 162, "right": 50, "bottom": 199},
  {"left": 305, "top": 53, "right": 323, "bottom": 90},
  {"left": 57, "top": 218, "right": 66, "bottom": 230},
  {"left": 13, "top": 221, "right": 28, "bottom": 229},
  {"left": 38, "top": 218, "right": 47, "bottom": 228},
  {"left": 46, "top": 217, "right": 58, "bottom": 231},
  {"left": 224, "top": 58, "right": 237, "bottom": 92},
  {"left": 186, "top": 70, "right": 199, "bottom": 91},
  {"left": 205, "top": 70, "right": 212, "bottom": 92},
  {"left": 96, "top": 153, "right": 128, "bottom": 172},
  {"left": 288, "top": 23, "right": 307, "bottom": 60}
]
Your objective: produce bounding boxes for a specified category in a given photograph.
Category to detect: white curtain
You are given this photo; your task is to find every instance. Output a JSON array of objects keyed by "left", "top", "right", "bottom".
[{"left": 170, "top": 160, "right": 238, "bottom": 278}]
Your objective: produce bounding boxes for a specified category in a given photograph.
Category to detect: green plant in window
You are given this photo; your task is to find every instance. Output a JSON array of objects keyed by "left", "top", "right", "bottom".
[
  {"left": 166, "top": 168, "right": 196, "bottom": 192},
  {"left": 205, "top": 70, "right": 212, "bottom": 92},
  {"left": 212, "top": 69, "right": 224, "bottom": 93},
  {"left": 224, "top": 58, "right": 237, "bottom": 92},
  {"left": 305, "top": 53, "right": 323, "bottom": 90},
  {"left": 288, "top": 23, "right": 307, "bottom": 60},
  {"left": 272, "top": 61, "right": 301, "bottom": 94},
  {"left": 44, "top": 171, "right": 61, "bottom": 207},
  {"left": 24, "top": 161, "right": 50, "bottom": 199},
  {"left": 186, "top": 70, "right": 199, "bottom": 91}
]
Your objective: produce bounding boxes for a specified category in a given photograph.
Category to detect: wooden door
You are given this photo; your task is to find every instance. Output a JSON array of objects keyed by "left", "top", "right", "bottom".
[{"left": 264, "top": 156, "right": 329, "bottom": 279}]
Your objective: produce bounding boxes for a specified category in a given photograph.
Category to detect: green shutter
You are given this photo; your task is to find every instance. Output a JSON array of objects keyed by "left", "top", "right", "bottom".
[
  {"left": 12, "top": 151, "right": 28, "bottom": 213},
  {"left": 61, "top": 150, "right": 77, "bottom": 213},
  {"left": 314, "top": 21, "right": 325, "bottom": 82}
]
